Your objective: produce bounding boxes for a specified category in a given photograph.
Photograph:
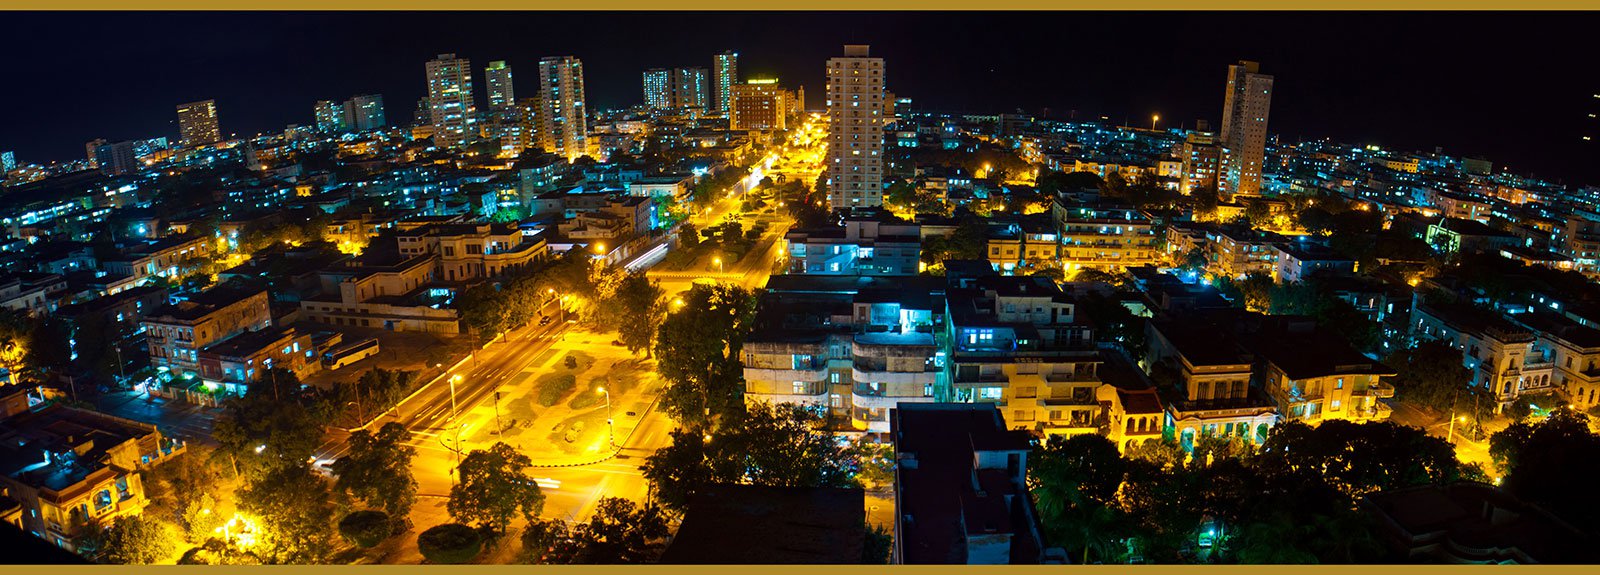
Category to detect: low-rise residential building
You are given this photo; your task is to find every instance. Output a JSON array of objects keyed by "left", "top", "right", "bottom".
[
  {"left": 785, "top": 213, "right": 921, "bottom": 276},
  {"left": 1052, "top": 201, "right": 1162, "bottom": 272},
  {"left": 0, "top": 273, "right": 67, "bottom": 315},
  {"left": 944, "top": 274, "right": 1102, "bottom": 436},
  {"left": 396, "top": 221, "right": 548, "bottom": 282},
  {"left": 1248, "top": 320, "right": 1396, "bottom": 423},
  {"left": 1411, "top": 299, "right": 1554, "bottom": 410},
  {"left": 1144, "top": 319, "right": 1278, "bottom": 450},
  {"left": 142, "top": 285, "right": 271, "bottom": 376},
  {"left": 1206, "top": 225, "right": 1285, "bottom": 280},
  {"left": 101, "top": 235, "right": 211, "bottom": 282},
  {"left": 1427, "top": 218, "right": 1518, "bottom": 255},
  {"left": 891, "top": 403, "right": 1062, "bottom": 564},
  {"left": 741, "top": 275, "right": 944, "bottom": 433},
  {"left": 0, "top": 405, "right": 185, "bottom": 552},
  {"left": 197, "top": 326, "right": 321, "bottom": 397},
  {"left": 1274, "top": 241, "right": 1357, "bottom": 283},
  {"left": 298, "top": 252, "right": 457, "bottom": 334},
  {"left": 984, "top": 216, "right": 1059, "bottom": 275},
  {"left": 1511, "top": 312, "right": 1600, "bottom": 411}
]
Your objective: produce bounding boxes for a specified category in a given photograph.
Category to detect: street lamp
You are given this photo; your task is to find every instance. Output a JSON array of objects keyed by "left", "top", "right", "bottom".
[
  {"left": 597, "top": 387, "right": 616, "bottom": 451},
  {"left": 1447, "top": 414, "right": 1468, "bottom": 443},
  {"left": 1151, "top": 114, "right": 1160, "bottom": 131},
  {"left": 449, "top": 374, "right": 463, "bottom": 472},
  {"left": 713, "top": 256, "right": 723, "bottom": 273}
]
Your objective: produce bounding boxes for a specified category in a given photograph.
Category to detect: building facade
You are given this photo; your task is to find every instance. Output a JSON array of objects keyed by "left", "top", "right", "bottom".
[
  {"left": 175, "top": 99, "right": 221, "bottom": 147},
  {"left": 825, "top": 45, "right": 887, "bottom": 209},
  {"left": 1218, "top": 61, "right": 1272, "bottom": 197},
  {"left": 537, "top": 56, "right": 589, "bottom": 161},
  {"left": 425, "top": 53, "right": 477, "bottom": 148},
  {"left": 714, "top": 50, "right": 739, "bottom": 115}
]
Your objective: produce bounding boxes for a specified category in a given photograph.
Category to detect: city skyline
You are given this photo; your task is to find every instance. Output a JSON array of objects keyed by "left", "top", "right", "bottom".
[{"left": 4, "top": 12, "right": 1599, "bottom": 185}]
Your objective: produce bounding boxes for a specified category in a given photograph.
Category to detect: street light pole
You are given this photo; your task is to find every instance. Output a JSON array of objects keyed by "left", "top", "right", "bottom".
[
  {"left": 598, "top": 387, "right": 616, "bottom": 451},
  {"left": 449, "top": 374, "right": 463, "bottom": 472}
]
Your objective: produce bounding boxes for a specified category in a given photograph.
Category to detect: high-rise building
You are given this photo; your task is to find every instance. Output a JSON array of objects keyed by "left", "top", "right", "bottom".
[
  {"left": 176, "top": 99, "right": 221, "bottom": 147},
  {"left": 825, "top": 45, "right": 887, "bottom": 209},
  {"left": 0, "top": 151, "right": 14, "bottom": 173},
  {"left": 93, "top": 141, "right": 139, "bottom": 176},
  {"left": 714, "top": 51, "right": 738, "bottom": 115},
  {"left": 425, "top": 53, "right": 477, "bottom": 147},
  {"left": 485, "top": 61, "right": 515, "bottom": 113},
  {"left": 413, "top": 97, "right": 432, "bottom": 127},
  {"left": 314, "top": 100, "right": 347, "bottom": 133},
  {"left": 84, "top": 138, "right": 106, "bottom": 168},
  {"left": 642, "top": 68, "right": 672, "bottom": 109},
  {"left": 1219, "top": 60, "right": 1273, "bottom": 197},
  {"left": 730, "top": 79, "right": 789, "bottom": 131},
  {"left": 1180, "top": 132, "right": 1222, "bottom": 195},
  {"left": 673, "top": 67, "right": 710, "bottom": 110},
  {"left": 537, "top": 56, "right": 588, "bottom": 162},
  {"left": 643, "top": 67, "right": 710, "bottom": 110},
  {"left": 344, "top": 94, "right": 386, "bottom": 131}
]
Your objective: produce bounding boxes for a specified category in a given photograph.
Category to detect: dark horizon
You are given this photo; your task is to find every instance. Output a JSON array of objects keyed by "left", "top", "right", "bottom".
[{"left": 5, "top": 11, "right": 1598, "bottom": 185}]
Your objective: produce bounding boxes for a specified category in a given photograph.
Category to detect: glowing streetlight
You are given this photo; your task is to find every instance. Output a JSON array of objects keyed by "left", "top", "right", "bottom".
[
  {"left": 1151, "top": 114, "right": 1161, "bottom": 131},
  {"left": 449, "top": 374, "right": 463, "bottom": 473},
  {"left": 713, "top": 257, "right": 723, "bottom": 273}
]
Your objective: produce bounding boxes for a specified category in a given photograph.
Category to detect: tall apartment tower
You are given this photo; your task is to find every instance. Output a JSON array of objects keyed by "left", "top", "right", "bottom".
[
  {"left": 825, "top": 45, "right": 887, "bottom": 209},
  {"left": 714, "top": 51, "right": 738, "bottom": 115},
  {"left": 537, "top": 56, "right": 588, "bottom": 162},
  {"left": 1219, "top": 60, "right": 1273, "bottom": 197},
  {"left": 425, "top": 53, "right": 477, "bottom": 147},
  {"left": 485, "top": 60, "right": 515, "bottom": 112},
  {"left": 674, "top": 67, "right": 710, "bottom": 110},
  {"left": 642, "top": 68, "right": 672, "bottom": 109},
  {"left": 344, "top": 94, "right": 386, "bottom": 131},
  {"left": 175, "top": 99, "right": 221, "bottom": 147},
  {"left": 314, "top": 100, "right": 347, "bottom": 132}
]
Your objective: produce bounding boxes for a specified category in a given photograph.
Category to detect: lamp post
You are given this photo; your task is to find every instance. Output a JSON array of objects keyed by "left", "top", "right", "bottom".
[
  {"left": 597, "top": 387, "right": 616, "bottom": 451},
  {"left": 449, "top": 374, "right": 463, "bottom": 470},
  {"left": 1448, "top": 414, "right": 1467, "bottom": 443},
  {"left": 1151, "top": 114, "right": 1160, "bottom": 131},
  {"left": 713, "top": 256, "right": 723, "bottom": 274}
]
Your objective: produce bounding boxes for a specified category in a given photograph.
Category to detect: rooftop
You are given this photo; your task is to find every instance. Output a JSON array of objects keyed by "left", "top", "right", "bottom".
[{"left": 659, "top": 485, "right": 865, "bottom": 564}]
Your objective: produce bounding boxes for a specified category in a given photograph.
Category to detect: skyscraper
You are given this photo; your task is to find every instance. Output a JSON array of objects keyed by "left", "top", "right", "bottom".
[
  {"left": 485, "top": 60, "right": 515, "bottom": 113},
  {"left": 0, "top": 151, "right": 14, "bottom": 173},
  {"left": 730, "top": 79, "right": 788, "bottom": 131},
  {"left": 537, "top": 56, "right": 588, "bottom": 162},
  {"left": 674, "top": 67, "right": 710, "bottom": 110},
  {"left": 85, "top": 138, "right": 106, "bottom": 168},
  {"left": 314, "top": 100, "right": 347, "bottom": 132},
  {"left": 825, "top": 45, "right": 886, "bottom": 209},
  {"left": 176, "top": 99, "right": 221, "bottom": 147},
  {"left": 93, "top": 141, "right": 139, "bottom": 176},
  {"left": 425, "top": 53, "right": 477, "bottom": 147},
  {"left": 345, "top": 94, "right": 387, "bottom": 131},
  {"left": 642, "top": 68, "right": 672, "bottom": 109},
  {"left": 714, "top": 51, "right": 738, "bottom": 115},
  {"left": 1219, "top": 60, "right": 1273, "bottom": 197}
]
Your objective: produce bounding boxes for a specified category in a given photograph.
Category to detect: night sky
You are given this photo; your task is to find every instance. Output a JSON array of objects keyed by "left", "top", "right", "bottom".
[{"left": 5, "top": 12, "right": 1599, "bottom": 185}]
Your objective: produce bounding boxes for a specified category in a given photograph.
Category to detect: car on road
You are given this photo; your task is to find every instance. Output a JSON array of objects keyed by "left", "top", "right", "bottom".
[{"left": 539, "top": 316, "right": 553, "bottom": 326}]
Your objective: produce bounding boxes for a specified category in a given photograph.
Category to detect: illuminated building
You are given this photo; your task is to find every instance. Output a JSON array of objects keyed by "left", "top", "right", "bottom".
[
  {"left": 642, "top": 68, "right": 671, "bottom": 109},
  {"left": 314, "top": 99, "right": 347, "bottom": 132},
  {"left": 1180, "top": 132, "right": 1222, "bottom": 194},
  {"left": 729, "top": 79, "right": 789, "bottom": 130},
  {"left": 1052, "top": 201, "right": 1163, "bottom": 272},
  {"left": 141, "top": 285, "right": 271, "bottom": 376},
  {"left": 91, "top": 141, "right": 138, "bottom": 176},
  {"left": 783, "top": 212, "right": 920, "bottom": 275},
  {"left": 344, "top": 94, "right": 386, "bottom": 131},
  {"left": 484, "top": 60, "right": 515, "bottom": 112},
  {"left": 175, "top": 99, "right": 221, "bottom": 147},
  {"left": 536, "top": 56, "right": 588, "bottom": 161},
  {"left": 714, "top": 50, "right": 738, "bottom": 114},
  {"left": 825, "top": 44, "right": 887, "bottom": 209},
  {"left": 643, "top": 67, "right": 709, "bottom": 110},
  {"left": 1218, "top": 61, "right": 1272, "bottom": 197},
  {"left": 0, "top": 404, "right": 185, "bottom": 553},
  {"left": 0, "top": 151, "right": 14, "bottom": 173},
  {"left": 424, "top": 53, "right": 477, "bottom": 147}
]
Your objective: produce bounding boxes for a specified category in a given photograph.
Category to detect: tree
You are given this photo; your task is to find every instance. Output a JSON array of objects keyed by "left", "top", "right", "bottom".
[
  {"left": 449, "top": 442, "right": 545, "bottom": 534},
  {"left": 1253, "top": 420, "right": 1465, "bottom": 498},
  {"left": 331, "top": 422, "right": 419, "bottom": 519},
  {"left": 337, "top": 510, "right": 393, "bottom": 549},
  {"left": 609, "top": 272, "right": 666, "bottom": 358},
  {"left": 642, "top": 403, "right": 854, "bottom": 512},
  {"left": 1028, "top": 434, "right": 1130, "bottom": 564},
  {"left": 520, "top": 519, "right": 570, "bottom": 564},
  {"left": 545, "top": 498, "right": 670, "bottom": 564},
  {"left": 652, "top": 283, "right": 757, "bottom": 431},
  {"left": 1384, "top": 340, "right": 1472, "bottom": 414},
  {"left": 862, "top": 523, "right": 893, "bottom": 564},
  {"left": 180, "top": 495, "right": 225, "bottom": 544},
  {"left": 213, "top": 368, "right": 323, "bottom": 478},
  {"left": 1490, "top": 410, "right": 1600, "bottom": 532},
  {"left": 237, "top": 464, "right": 338, "bottom": 564},
  {"left": 100, "top": 515, "right": 178, "bottom": 565},
  {"left": 417, "top": 523, "right": 483, "bottom": 564}
]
